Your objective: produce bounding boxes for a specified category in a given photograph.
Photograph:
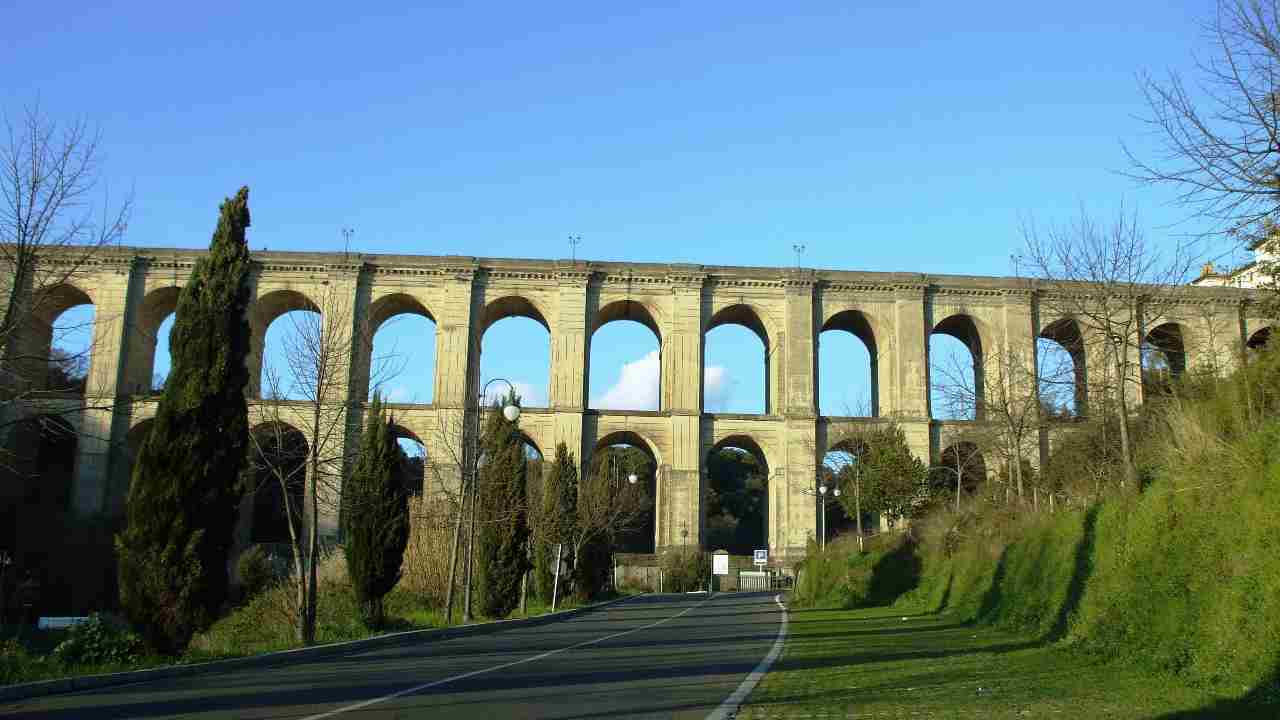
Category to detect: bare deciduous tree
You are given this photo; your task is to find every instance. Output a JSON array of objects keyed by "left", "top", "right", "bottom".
[
  {"left": 1019, "top": 207, "right": 1196, "bottom": 488},
  {"left": 247, "top": 280, "right": 399, "bottom": 645},
  {"left": 1126, "top": 1, "right": 1280, "bottom": 239},
  {"left": 932, "top": 338, "right": 1044, "bottom": 505},
  {"left": 0, "top": 102, "right": 132, "bottom": 471},
  {"left": 1125, "top": 0, "right": 1280, "bottom": 308}
]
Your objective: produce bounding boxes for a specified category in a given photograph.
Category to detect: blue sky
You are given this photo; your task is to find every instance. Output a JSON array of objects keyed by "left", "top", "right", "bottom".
[{"left": 16, "top": 1, "right": 1228, "bottom": 428}]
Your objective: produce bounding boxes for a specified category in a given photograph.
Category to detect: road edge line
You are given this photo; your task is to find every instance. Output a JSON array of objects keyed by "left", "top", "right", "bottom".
[{"left": 704, "top": 593, "right": 788, "bottom": 720}]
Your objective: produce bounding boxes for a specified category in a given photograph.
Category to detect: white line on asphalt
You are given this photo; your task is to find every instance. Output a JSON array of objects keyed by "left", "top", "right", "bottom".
[
  {"left": 297, "top": 595, "right": 715, "bottom": 719},
  {"left": 704, "top": 593, "right": 788, "bottom": 720}
]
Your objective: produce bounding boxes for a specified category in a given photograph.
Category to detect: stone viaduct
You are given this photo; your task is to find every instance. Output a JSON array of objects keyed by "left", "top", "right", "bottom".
[{"left": 4, "top": 245, "right": 1274, "bottom": 560}]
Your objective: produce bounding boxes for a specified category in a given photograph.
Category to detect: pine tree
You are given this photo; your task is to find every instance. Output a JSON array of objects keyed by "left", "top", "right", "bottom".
[
  {"left": 474, "top": 395, "right": 530, "bottom": 618},
  {"left": 115, "top": 187, "right": 253, "bottom": 654},
  {"left": 342, "top": 395, "right": 410, "bottom": 628}
]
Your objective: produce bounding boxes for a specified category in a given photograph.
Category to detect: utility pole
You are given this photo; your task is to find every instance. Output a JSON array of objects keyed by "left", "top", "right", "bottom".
[
  {"left": 342, "top": 227, "right": 354, "bottom": 259},
  {"left": 569, "top": 234, "right": 582, "bottom": 263}
]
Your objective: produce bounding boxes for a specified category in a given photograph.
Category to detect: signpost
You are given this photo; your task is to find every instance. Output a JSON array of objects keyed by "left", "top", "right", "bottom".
[
  {"left": 712, "top": 553, "right": 729, "bottom": 576},
  {"left": 753, "top": 549, "right": 768, "bottom": 567}
]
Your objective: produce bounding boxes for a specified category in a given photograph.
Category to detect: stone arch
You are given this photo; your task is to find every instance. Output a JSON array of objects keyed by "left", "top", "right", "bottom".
[
  {"left": 1039, "top": 317, "right": 1088, "bottom": 417},
  {"left": 1143, "top": 322, "right": 1186, "bottom": 397},
  {"left": 590, "top": 430, "right": 659, "bottom": 553},
  {"left": 22, "top": 283, "right": 96, "bottom": 394},
  {"left": 704, "top": 304, "right": 774, "bottom": 414},
  {"left": 705, "top": 434, "right": 771, "bottom": 553},
  {"left": 249, "top": 289, "right": 321, "bottom": 398},
  {"left": 818, "top": 309, "right": 880, "bottom": 417},
  {"left": 481, "top": 295, "right": 550, "bottom": 334},
  {"left": 936, "top": 441, "right": 988, "bottom": 504},
  {"left": 248, "top": 420, "right": 308, "bottom": 545},
  {"left": 480, "top": 296, "right": 552, "bottom": 408},
  {"left": 126, "top": 285, "right": 182, "bottom": 395},
  {"left": 931, "top": 313, "right": 986, "bottom": 420},
  {"left": 387, "top": 421, "right": 428, "bottom": 496},
  {"left": 1247, "top": 325, "right": 1274, "bottom": 350},
  {"left": 588, "top": 300, "right": 664, "bottom": 411},
  {"left": 593, "top": 299, "right": 663, "bottom": 340},
  {"left": 361, "top": 293, "right": 437, "bottom": 403}
]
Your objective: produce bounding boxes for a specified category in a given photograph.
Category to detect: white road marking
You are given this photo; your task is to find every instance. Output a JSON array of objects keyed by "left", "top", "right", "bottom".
[
  {"left": 704, "top": 593, "right": 788, "bottom": 720},
  {"left": 298, "top": 596, "right": 715, "bottom": 719}
]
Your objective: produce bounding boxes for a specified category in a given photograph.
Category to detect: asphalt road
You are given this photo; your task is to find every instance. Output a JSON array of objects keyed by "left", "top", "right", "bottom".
[{"left": 1, "top": 592, "right": 786, "bottom": 719}]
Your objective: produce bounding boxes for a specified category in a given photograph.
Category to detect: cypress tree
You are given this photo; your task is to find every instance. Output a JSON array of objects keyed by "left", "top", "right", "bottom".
[
  {"left": 536, "top": 443, "right": 577, "bottom": 602},
  {"left": 115, "top": 187, "right": 253, "bottom": 654},
  {"left": 474, "top": 395, "right": 530, "bottom": 618},
  {"left": 342, "top": 395, "right": 410, "bottom": 628}
]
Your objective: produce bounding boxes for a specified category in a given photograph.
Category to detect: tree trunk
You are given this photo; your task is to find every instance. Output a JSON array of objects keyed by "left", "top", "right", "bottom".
[
  {"left": 1110, "top": 340, "right": 1137, "bottom": 488},
  {"left": 443, "top": 484, "right": 469, "bottom": 624}
]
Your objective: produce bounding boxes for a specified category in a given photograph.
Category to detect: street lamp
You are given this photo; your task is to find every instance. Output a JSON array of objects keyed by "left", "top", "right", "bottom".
[
  {"left": 0, "top": 551, "right": 11, "bottom": 628},
  {"left": 461, "top": 377, "right": 520, "bottom": 624},
  {"left": 815, "top": 484, "right": 842, "bottom": 551}
]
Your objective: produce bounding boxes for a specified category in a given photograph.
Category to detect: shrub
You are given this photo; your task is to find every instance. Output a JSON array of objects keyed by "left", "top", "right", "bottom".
[
  {"left": 660, "top": 547, "right": 710, "bottom": 593},
  {"left": 399, "top": 497, "right": 456, "bottom": 609},
  {"left": 51, "top": 614, "right": 143, "bottom": 666},
  {"left": 236, "top": 545, "right": 275, "bottom": 601}
]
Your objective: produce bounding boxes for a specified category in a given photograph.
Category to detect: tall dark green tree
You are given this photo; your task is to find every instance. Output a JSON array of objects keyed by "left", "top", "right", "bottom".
[
  {"left": 474, "top": 394, "right": 530, "bottom": 618},
  {"left": 342, "top": 395, "right": 410, "bottom": 628},
  {"left": 534, "top": 443, "right": 578, "bottom": 601},
  {"left": 115, "top": 187, "right": 253, "bottom": 654}
]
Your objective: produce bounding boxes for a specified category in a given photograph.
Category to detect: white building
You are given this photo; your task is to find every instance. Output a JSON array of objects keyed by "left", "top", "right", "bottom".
[{"left": 1192, "top": 234, "right": 1278, "bottom": 289}]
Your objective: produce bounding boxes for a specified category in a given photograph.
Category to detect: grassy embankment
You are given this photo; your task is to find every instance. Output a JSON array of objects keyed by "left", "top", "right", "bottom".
[{"left": 744, "top": 347, "right": 1280, "bottom": 718}]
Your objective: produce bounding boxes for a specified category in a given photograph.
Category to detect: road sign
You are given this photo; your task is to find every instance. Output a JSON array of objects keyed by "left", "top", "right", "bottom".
[
  {"left": 712, "top": 552, "right": 729, "bottom": 576},
  {"left": 753, "top": 549, "right": 768, "bottom": 567}
]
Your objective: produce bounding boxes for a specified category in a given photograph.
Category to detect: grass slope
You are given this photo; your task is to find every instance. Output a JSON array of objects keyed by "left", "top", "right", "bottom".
[{"left": 752, "top": 349, "right": 1280, "bottom": 716}]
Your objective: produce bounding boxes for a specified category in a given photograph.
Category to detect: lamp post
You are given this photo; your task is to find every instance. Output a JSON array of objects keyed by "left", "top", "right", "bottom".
[
  {"left": 816, "top": 484, "right": 842, "bottom": 552},
  {"left": 462, "top": 378, "right": 520, "bottom": 623},
  {"left": 0, "top": 550, "right": 11, "bottom": 629}
]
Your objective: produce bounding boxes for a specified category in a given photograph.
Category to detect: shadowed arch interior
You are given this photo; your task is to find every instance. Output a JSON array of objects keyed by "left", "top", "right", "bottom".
[
  {"left": 388, "top": 422, "right": 427, "bottom": 496},
  {"left": 936, "top": 441, "right": 987, "bottom": 500},
  {"left": 249, "top": 421, "right": 308, "bottom": 545},
  {"left": 819, "top": 310, "right": 879, "bottom": 417},
  {"left": 1247, "top": 326, "right": 1273, "bottom": 350},
  {"left": 1143, "top": 322, "right": 1186, "bottom": 397},
  {"left": 705, "top": 434, "right": 769, "bottom": 554},
  {"left": 590, "top": 430, "right": 658, "bottom": 553}
]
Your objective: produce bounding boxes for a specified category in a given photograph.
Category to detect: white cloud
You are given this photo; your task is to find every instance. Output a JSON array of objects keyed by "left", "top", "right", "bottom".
[
  {"left": 597, "top": 351, "right": 660, "bottom": 410},
  {"left": 593, "top": 351, "right": 735, "bottom": 412},
  {"left": 703, "top": 364, "right": 735, "bottom": 412}
]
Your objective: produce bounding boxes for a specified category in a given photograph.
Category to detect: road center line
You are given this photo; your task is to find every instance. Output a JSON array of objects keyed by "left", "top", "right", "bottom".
[{"left": 297, "top": 595, "right": 715, "bottom": 720}]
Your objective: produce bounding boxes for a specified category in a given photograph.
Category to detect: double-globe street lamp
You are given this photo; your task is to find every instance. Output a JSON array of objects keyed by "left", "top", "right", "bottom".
[
  {"left": 462, "top": 378, "right": 521, "bottom": 623},
  {"left": 799, "top": 481, "right": 842, "bottom": 552}
]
